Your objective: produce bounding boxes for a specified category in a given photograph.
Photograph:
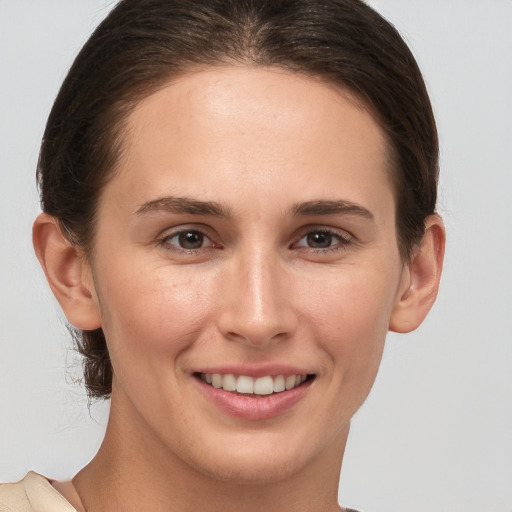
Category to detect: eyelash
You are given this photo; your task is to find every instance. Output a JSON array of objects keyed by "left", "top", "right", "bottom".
[
  {"left": 292, "top": 228, "right": 353, "bottom": 253},
  {"left": 158, "top": 227, "right": 353, "bottom": 255},
  {"left": 159, "top": 228, "right": 216, "bottom": 254}
]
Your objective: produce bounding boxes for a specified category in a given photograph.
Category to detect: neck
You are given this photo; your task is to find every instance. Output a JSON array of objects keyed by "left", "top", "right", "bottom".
[{"left": 73, "top": 391, "right": 348, "bottom": 512}]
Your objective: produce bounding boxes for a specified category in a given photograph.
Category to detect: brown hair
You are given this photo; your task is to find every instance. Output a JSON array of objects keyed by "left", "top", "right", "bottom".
[{"left": 37, "top": 0, "right": 439, "bottom": 399}]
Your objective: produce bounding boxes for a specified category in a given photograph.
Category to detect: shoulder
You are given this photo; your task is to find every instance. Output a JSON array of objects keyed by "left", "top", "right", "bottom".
[{"left": 0, "top": 471, "right": 77, "bottom": 512}]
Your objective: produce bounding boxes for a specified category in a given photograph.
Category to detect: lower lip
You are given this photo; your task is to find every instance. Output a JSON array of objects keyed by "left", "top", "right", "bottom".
[{"left": 195, "top": 377, "right": 313, "bottom": 421}]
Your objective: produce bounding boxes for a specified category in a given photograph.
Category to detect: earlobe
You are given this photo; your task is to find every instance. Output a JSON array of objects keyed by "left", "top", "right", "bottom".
[
  {"left": 389, "top": 215, "right": 445, "bottom": 333},
  {"left": 32, "top": 213, "right": 102, "bottom": 330}
]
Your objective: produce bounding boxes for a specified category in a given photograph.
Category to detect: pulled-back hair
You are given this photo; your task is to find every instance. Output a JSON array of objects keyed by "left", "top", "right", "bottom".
[{"left": 37, "top": 0, "right": 438, "bottom": 399}]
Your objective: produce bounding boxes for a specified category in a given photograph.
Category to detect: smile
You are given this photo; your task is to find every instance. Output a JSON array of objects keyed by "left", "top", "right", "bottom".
[
  {"left": 195, "top": 371, "right": 315, "bottom": 420},
  {"left": 198, "top": 373, "right": 311, "bottom": 396}
]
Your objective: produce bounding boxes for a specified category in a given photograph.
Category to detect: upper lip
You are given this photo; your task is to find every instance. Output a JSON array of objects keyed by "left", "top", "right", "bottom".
[{"left": 194, "top": 364, "right": 314, "bottom": 378}]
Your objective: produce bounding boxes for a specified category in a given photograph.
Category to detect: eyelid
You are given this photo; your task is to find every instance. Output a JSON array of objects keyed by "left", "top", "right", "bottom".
[
  {"left": 156, "top": 223, "right": 354, "bottom": 254},
  {"left": 291, "top": 226, "right": 354, "bottom": 251},
  {"left": 158, "top": 224, "right": 220, "bottom": 252}
]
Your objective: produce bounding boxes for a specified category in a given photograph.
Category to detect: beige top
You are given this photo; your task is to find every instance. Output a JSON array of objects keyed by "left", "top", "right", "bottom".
[{"left": 0, "top": 471, "right": 80, "bottom": 512}]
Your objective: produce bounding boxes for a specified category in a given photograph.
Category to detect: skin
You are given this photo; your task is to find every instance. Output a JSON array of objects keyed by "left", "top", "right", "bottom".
[{"left": 33, "top": 66, "right": 444, "bottom": 512}]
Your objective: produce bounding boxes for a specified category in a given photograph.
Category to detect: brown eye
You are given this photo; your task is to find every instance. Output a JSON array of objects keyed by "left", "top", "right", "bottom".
[
  {"left": 178, "top": 231, "right": 204, "bottom": 249},
  {"left": 293, "top": 229, "right": 352, "bottom": 251},
  {"left": 306, "top": 231, "right": 333, "bottom": 248},
  {"left": 165, "top": 230, "right": 209, "bottom": 250}
]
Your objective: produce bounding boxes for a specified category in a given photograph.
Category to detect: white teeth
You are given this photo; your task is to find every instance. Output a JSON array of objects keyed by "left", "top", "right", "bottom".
[
  {"left": 285, "top": 375, "right": 296, "bottom": 390},
  {"left": 253, "top": 376, "right": 274, "bottom": 395},
  {"left": 201, "top": 373, "right": 309, "bottom": 395},
  {"left": 236, "top": 375, "right": 254, "bottom": 394},
  {"left": 212, "top": 373, "right": 222, "bottom": 388},
  {"left": 273, "top": 375, "right": 285, "bottom": 392},
  {"left": 222, "top": 374, "right": 237, "bottom": 392}
]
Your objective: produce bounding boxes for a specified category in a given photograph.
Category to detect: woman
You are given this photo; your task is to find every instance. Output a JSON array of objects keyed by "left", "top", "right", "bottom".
[{"left": 0, "top": 0, "right": 444, "bottom": 510}]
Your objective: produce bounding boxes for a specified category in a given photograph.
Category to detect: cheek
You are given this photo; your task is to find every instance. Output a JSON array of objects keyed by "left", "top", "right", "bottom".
[
  {"left": 96, "top": 263, "right": 219, "bottom": 365},
  {"left": 300, "top": 263, "right": 399, "bottom": 374}
]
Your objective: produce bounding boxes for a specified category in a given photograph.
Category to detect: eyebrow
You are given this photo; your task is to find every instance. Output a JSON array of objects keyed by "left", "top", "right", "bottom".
[
  {"left": 136, "top": 196, "right": 373, "bottom": 221},
  {"left": 135, "top": 196, "right": 231, "bottom": 218},
  {"left": 291, "top": 200, "right": 374, "bottom": 220}
]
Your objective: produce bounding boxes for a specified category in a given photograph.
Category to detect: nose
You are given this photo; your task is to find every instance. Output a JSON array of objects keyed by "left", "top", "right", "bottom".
[{"left": 216, "top": 249, "right": 298, "bottom": 348}]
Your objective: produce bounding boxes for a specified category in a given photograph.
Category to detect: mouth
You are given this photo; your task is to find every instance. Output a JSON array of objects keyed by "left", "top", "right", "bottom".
[{"left": 196, "top": 372, "right": 315, "bottom": 396}]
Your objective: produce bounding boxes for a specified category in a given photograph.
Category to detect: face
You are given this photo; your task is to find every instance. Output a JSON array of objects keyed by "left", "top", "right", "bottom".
[{"left": 87, "top": 66, "right": 407, "bottom": 482}]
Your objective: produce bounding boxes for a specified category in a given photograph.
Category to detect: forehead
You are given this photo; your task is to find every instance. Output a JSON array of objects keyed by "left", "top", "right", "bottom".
[{"left": 109, "top": 66, "right": 394, "bottom": 215}]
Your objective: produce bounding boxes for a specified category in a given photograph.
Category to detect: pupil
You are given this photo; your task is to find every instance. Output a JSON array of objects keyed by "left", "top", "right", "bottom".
[
  {"left": 179, "top": 231, "right": 203, "bottom": 249},
  {"left": 307, "top": 231, "right": 332, "bottom": 248}
]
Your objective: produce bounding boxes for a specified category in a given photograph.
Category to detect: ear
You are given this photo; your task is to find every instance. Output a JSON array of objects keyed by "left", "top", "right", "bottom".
[
  {"left": 389, "top": 215, "right": 445, "bottom": 333},
  {"left": 32, "top": 213, "right": 102, "bottom": 330}
]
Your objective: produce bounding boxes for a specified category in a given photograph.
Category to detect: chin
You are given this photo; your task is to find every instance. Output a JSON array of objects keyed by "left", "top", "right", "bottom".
[
  {"left": 182, "top": 430, "right": 326, "bottom": 484},
  {"left": 195, "top": 455, "right": 303, "bottom": 485}
]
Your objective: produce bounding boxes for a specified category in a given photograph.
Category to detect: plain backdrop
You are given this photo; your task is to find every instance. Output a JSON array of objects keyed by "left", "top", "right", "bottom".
[{"left": 1, "top": 1, "right": 511, "bottom": 511}]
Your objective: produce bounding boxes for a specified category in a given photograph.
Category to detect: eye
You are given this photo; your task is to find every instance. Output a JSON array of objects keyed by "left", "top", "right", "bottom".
[
  {"left": 293, "top": 229, "right": 351, "bottom": 250},
  {"left": 162, "top": 229, "right": 213, "bottom": 251}
]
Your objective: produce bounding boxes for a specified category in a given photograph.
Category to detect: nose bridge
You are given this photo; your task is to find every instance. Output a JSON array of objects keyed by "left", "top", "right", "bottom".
[{"left": 218, "top": 244, "right": 295, "bottom": 346}]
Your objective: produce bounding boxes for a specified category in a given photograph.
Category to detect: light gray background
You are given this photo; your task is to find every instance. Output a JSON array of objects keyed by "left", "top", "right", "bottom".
[{"left": 1, "top": 1, "right": 511, "bottom": 511}]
